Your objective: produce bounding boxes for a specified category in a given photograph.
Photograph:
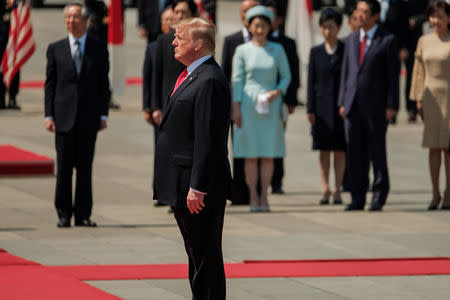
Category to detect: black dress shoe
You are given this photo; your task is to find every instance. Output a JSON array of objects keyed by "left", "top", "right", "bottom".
[
  {"left": 441, "top": 205, "right": 450, "bottom": 210},
  {"left": 272, "top": 187, "right": 284, "bottom": 194},
  {"left": 345, "top": 204, "right": 364, "bottom": 211},
  {"left": 57, "top": 217, "right": 71, "bottom": 228},
  {"left": 153, "top": 200, "right": 168, "bottom": 207},
  {"left": 368, "top": 202, "right": 383, "bottom": 211},
  {"left": 109, "top": 100, "right": 120, "bottom": 110},
  {"left": 333, "top": 197, "right": 343, "bottom": 205},
  {"left": 75, "top": 219, "right": 97, "bottom": 227},
  {"left": 7, "top": 99, "right": 20, "bottom": 110}
]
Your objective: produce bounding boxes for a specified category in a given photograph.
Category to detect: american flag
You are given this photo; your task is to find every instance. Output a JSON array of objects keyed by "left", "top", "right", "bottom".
[{"left": 1, "top": 0, "right": 36, "bottom": 88}]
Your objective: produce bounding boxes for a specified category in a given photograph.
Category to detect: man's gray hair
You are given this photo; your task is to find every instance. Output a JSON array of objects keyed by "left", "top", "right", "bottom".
[{"left": 64, "top": 1, "right": 89, "bottom": 19}]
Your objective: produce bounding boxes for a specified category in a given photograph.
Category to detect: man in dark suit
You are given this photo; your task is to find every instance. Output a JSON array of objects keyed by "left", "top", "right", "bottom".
[
  {"left": 377, "top": 0, "right": 409, "bottom": 124},
  {"left": 142, "top": 7, "right": 174, "bottom": 206},
  {"left": 338, "top": 0, "right": 399, "bottom": 211},
  {"left": 405, "top": 0, "right": 429, "bottom": 122},
  {"left": 221, "top": 0, "right": 257, "bottom": 205},
  {"left": 265, "top": 0, "right": 300, "bottom": 194},
  {"left": 85, "top": 0, "right": 108, "bottom": 44},
  {"left": 154, "top": 18, "right": 231, "bottom": 300},
  {"left": 45, "top": 2, "right": 110, "bottom": 227},
  {"left": 137, "top": 0, "right": 171, "bottom": 43}
]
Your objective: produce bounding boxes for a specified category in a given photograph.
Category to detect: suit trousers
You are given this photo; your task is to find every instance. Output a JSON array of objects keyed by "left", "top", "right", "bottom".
[
  {"left": 271, "top": 158, "right": 284, "bottom": 190},
  {"left": 174, "top": 203, "right": 226, "bottom": 300},
  {"left": 55, "top": 124, "right": 98, "bottom": 221},
  {"left": 0, "top": 71, "right": 20, "bottom": 101},
  {"left": 344, "top": 111, "right": 390, "bottom": 207}
]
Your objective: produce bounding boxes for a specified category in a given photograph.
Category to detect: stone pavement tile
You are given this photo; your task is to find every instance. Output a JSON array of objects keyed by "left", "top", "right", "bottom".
[
  {"left": 227, "top": 278, "right": 350, "bottom": 300},
  {"left": 295, "top": 276, "right": 450, "bottom": 300},
  {"left": 88, "top": 280, "right": 190, "bottom": 300}
]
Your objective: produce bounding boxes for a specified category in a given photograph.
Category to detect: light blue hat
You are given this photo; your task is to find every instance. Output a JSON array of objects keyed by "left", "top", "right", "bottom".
[{"left": 245, "top": 5, "right": 274, "bottom": 23}]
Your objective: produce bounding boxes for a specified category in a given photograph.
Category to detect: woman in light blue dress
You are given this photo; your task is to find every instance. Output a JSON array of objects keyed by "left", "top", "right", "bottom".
[{"left": 232, "top": 5, "right": 291, "bottom": 212}]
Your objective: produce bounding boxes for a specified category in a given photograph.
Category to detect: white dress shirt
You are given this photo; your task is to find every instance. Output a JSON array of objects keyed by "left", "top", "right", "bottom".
[{"left": 242, "top": 27, "right": 251, "bottom": 42}]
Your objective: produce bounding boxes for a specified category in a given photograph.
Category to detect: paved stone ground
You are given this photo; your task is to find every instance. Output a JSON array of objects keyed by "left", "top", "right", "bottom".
[{"left": 0, "top": 2, "right": 449, "bottom": 299}]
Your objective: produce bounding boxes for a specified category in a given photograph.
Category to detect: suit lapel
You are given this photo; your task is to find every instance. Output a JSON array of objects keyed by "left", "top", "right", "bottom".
[
  {"left": 360, "top": 28, "right": 382, "bottom": 70},
  {"left": 350, "top": 32, "right": 360, "bottom": 69},
  {"left": 161, "top": 61, "right": 209, "bottom": 127}
]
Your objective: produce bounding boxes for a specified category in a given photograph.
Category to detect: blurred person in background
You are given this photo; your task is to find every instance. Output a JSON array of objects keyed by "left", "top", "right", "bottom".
[
  {"left": 307, "top": 8, "right": 346, "bottom": 205},
  {"left": 0, "top": 0, "right": 20, "bottom": 110},
  {"left": 221, "top": 0, "right": 257, "bottom": 206},
  {"left": 142, "top": 7, "right": 174, "bottom": 207},
  {"left": 348, "top": 4, "right": 362, "bottom": 32},
  {"left": 232, "top": 5, "right": 291, "bottom": 212},
  {"left": 85, "top": 0, "right": 108, "bottom": 44},
  {"left": 338, "top": 0, "right": 399, "bottom": 211},
  {"left": 405, "top": 0, "right": 431, "bottom": 122},
  {"left": 137, "top": 0, "right": 171, "bottom": 43},
  {"left": 377, "top": 0, "right": 409, "bottom": 125},
  {"left": 264, "top": 0, "right": 300, "bottom": 195},
  {"left": 410, "top": 0, "right": 450, "bottom": 210},
  {"left": 45, "top": 2, "right": 110, "bottom": 227}
]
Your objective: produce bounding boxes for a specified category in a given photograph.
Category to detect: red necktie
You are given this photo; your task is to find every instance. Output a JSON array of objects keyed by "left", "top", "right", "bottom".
[
  {"left": 359, "top": 34, "right": 367, "bottom": 66},
  {"left": 171, "top": 69, "right": 188, "bottom": 97}
]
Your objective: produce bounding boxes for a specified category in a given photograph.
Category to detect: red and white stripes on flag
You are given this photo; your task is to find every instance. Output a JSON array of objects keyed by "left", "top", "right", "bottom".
[
  {"left": 1, "top": 0, "right": 36, "bottom": 88},
  {"left": 108, "top": 0, "right": 125, "bottom": 96}
]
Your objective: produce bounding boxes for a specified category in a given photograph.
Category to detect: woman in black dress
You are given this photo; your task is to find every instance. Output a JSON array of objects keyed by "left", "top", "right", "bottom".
[{"left": 307, "top": 8, "right": 346, "bottom": 205}]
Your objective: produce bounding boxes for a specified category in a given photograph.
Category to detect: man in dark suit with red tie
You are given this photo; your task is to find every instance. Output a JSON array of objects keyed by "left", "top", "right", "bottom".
[
  {"left": 154, "top": 18, "right": 231, "bottom": 300},
  {"left": 338, "top": 0, "right": 399, "bottom": 211},
  {"left": 45, "top": 2, "right": 110, "bottom": 227}
]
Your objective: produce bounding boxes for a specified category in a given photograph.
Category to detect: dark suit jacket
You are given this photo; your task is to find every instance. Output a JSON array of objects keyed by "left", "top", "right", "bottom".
[
  {"left": 338, "top": 28, "right": 399, "bottom": 117},
  {"left": 137, "top": 0, "right": 170, "bottom": 42},
  {"left": 45, "top": 36, "right": 110, "bottom": 132},
  {"left": 221, "top": 30, "right": 245, "bottom": 82},
  {"left": 269, "top": 34, "right": 300, "bottom": 106},
  {"left": 307, "top": 41, "right": 345, "bottom": 136},
  {"left": 154, "top": 57, "right": 232, "bottom": 208},
  {"left": 379, "top": 0, "right": 409, "bottom": 49},
  {"left": 151, "top": 31, "right": 185, "bottom": 111},
  {"left": 143, "top": 41, "right": 156, "bottom": 111},
  {"left": 407, "top": 0, "right": 429, "bottom": 52}
]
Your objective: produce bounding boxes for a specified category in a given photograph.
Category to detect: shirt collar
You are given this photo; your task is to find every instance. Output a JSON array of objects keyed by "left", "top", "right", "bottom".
[
  {"left": 360, "top": 24, "right": 378, "bottom": 41},
  {"left": 69, "top": 32, "right": 87, "bottom": 48},
  {"left": 187, "top": 55, "right": 212, "bottom": 75},
  {"left": 242, "top": 27, "right": 251, "bottom": 42}
]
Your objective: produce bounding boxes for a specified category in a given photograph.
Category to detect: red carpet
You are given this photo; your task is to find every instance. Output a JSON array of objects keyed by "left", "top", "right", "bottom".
[
  {"left": 20, "top": 77, "right": 143, "bottom": 89},
  {"left": 0, "top": 251, "right": 38, "bottom": 265},
  {"left": 0, "top": 250, "right": 121, "bottom": 300},
  {"left": 2, "top": 247, "right": 450, "bottom": 300},
  {"left": 49, "top": 257, "right": 450, "bottom": 281},
  {"left": 0, "top": 145, "right": 54, "bottom": 176},
  {"left": 1, "top": 266, "right": 122, "bottom": 300}
]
